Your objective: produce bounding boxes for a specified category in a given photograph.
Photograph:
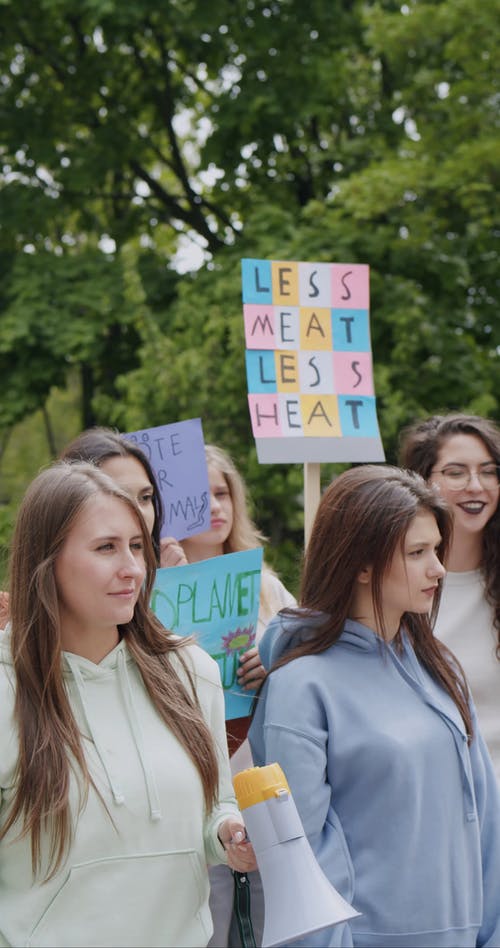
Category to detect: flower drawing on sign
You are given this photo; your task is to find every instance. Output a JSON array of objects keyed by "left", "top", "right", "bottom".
[
  {"left": 214, "top": 625, "right": 257, "bottom": 690},
  {"left": 221, "top": 625, "right": 256, "bottom": 655}
]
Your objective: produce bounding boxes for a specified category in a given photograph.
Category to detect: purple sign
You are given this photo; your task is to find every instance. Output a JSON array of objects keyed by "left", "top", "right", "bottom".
[{"left": 123, "top": 419, "right": 210, "bottom": 540}]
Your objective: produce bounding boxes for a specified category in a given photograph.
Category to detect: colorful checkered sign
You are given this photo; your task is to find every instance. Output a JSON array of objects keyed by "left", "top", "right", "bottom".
[{"left": 241, "top": 258, "right": 385, "bottom": 463}]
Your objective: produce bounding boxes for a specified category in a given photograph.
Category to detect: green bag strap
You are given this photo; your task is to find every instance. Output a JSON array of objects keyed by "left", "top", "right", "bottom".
[{"left": 232, "top": 870, "right": 257, "bottom": 948}]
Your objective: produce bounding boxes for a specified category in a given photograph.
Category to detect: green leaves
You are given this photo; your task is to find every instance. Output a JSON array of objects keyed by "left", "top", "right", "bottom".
[
  {"left": 0, "top": 0, "right": 498, "bottom": 591},
  {"left": 0, "top": 248, "right": 143, "bottom": 427}
]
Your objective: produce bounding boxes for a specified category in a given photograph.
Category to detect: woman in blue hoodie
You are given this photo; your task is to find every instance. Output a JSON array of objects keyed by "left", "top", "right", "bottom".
[
  {"left": 249, "top": 465, "right": 500, "bottom": 948},
  {"left": 0, "top": 461, "right": 256, "bottom": 947}
]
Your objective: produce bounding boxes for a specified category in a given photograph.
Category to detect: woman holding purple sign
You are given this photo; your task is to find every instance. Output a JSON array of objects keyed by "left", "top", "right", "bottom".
[{"left": 61, "top": 426, "right": 167, "bottom": 563}]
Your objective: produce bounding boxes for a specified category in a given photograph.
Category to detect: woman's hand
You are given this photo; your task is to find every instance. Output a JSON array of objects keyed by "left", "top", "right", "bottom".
[
  {"left": 217, "top": 818, "right": 257, "bottom": 872},
  {"left": 237, "top": 646, "right": 266, "bottom": 691},
  {"left": 159, "top": 537, "right": 189, "bottom": 569}
]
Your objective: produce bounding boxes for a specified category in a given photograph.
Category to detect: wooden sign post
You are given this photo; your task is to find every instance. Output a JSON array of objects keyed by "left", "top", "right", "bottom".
[{"left": 304, "top": 461, "right": 321, "bottom": 547}]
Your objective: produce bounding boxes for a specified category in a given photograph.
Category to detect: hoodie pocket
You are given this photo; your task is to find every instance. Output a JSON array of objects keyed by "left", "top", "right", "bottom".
[
  {"left": 324, "top": 809, "right": 356, "bottom": 902},
  {"left": 28, "top": 850, "right": 210, "bottom": 948}
]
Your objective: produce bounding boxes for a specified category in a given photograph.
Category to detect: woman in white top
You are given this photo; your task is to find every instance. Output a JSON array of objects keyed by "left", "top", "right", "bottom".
[
  {"left": 162, "top": 443, "right": 296, "bottom": 948},
  {"left": 399, "top": 413, "right": 500, "bottom": 779}
]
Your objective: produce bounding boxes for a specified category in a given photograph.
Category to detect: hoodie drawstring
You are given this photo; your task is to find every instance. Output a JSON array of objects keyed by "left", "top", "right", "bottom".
[
  {"left": 388, "top": 641, "right": 477, "bottom": 821},
  {"left": 65, "top": 653, "right": 125, "bottom": 806},
  {"left": 117, "top": 649, "right": 162, "bottom": 821},
  {"left": 65, "top": 649, "right": 162, "bottom": 821}
]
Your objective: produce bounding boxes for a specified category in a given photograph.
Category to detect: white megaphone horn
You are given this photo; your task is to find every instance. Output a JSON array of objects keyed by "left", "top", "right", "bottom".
[{"left": 233, "top": 763, "right": 360, "bottom": 948}]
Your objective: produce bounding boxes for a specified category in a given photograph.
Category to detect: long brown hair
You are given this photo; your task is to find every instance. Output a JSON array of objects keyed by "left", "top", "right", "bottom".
[
  {"left": 60, "top": 426, "right": 165, "bottom": 563},
  {"left": 2, "top": 461, "right": 219, "bottom": 878},
  {"left": 399, "top": 413, "right": 500, "bottom": 652},
  {"left": 271, "top": 465, "right": 473, "bottom": 740}
]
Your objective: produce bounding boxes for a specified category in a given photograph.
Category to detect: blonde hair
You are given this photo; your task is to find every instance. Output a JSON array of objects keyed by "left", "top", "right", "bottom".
[{"left": 204, "top": 444, "right": 282, "bottom": 618}]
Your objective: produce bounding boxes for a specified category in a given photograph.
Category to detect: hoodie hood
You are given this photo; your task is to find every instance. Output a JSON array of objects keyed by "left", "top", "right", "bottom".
[
  {"left": 63, "top": 638, "right": 162, "bottom": 820},
  {"left": 259, "top": 610, "right": 380, "bottom": 672},
  {"left": 258, "top": 611, "right": 476, "bottom": 821},
  {"left": 0, "top": 629, "right": 162, "bottom": 820}
]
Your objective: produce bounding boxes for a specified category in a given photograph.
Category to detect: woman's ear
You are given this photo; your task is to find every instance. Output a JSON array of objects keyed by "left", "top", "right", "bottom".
[{"left": 357, "top": 565, "right": 372, "bottom": 585}]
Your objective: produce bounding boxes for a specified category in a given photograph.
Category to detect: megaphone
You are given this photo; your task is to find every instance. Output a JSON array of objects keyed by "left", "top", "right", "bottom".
[{"left": 233, "top": 763, "right": 360, "bottom": 947}]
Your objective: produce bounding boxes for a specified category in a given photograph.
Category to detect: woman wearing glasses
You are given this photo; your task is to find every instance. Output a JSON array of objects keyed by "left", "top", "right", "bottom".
[{"left": 399, "top": 413, "right": 500, "bottom": 779}]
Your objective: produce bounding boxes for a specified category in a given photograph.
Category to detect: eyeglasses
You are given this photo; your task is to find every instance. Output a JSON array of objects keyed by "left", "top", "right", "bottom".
[{"left": 431, "top": 464, "right": 500, "bottom": 491}]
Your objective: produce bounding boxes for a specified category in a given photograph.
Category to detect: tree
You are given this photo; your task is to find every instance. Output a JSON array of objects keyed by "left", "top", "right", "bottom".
[
  {"left": 0, "top": 0, "right": 244, "bottom": 255},
  {"left": 0, "top": 248, "right": 148, "bottom": 430},
  {"left": 0, "top": 0, "right": 498, "bottom": 589},
  {"left": 1, "top": 0, "right": 497, "bottom": 439}
]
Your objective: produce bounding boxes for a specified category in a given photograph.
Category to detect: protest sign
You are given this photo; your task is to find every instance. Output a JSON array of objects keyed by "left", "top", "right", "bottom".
[
  {"left": 242, "top": 258, "right": 385, "bottom": 464},
  {"left": 123, "top": 418, "right": 210, "bottom": 540},
  {"left": 151, "top": 548, "right": 263, "bottom": 720}
]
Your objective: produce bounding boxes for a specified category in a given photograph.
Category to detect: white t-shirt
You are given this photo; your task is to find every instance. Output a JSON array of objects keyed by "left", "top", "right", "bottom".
[{"left": 434, "top": 569, "right": 500, "bottom": 781}]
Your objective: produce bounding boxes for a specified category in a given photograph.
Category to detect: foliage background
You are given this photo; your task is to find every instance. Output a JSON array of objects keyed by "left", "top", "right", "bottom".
[{"left": 0, "top": 0, "right": 498, "bottom": 592}]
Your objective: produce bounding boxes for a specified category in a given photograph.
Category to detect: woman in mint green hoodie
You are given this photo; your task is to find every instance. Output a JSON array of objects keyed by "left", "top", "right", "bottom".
[{"left": 0, "top": 461, "right": 255, "bottom": 948}]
